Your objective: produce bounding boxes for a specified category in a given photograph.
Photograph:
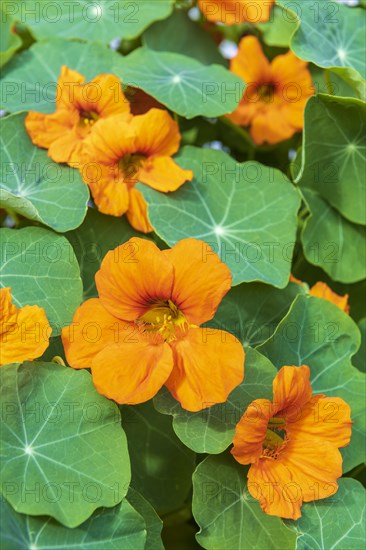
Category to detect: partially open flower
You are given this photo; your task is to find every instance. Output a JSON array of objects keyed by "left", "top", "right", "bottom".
[
  {"left": 198, "top": 0, "right": 274, "bottom": 25},
  {"left": 25, "top": 66, "right": 131, "bottom": 164},
  {"left": 79, "top": 109, "right": 192, "bottom": 232},
  {"left": 231, "top": 365, "right": 352, "bottom": 519},
  {"left": 228, "top": 36, "right": 314, "bottom": 144},
  {"left": 0, "top": 287, "right": 51, "bottom": 365},
  {"left": 62, "top": 238, "right": 245, "bottom": 411}
]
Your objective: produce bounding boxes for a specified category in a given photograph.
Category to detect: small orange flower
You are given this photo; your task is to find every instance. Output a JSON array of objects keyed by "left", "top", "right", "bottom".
[
  {"left": 231, "top": 365, "right": 352, "bottom": 519},
  {"left": 25, "top": 66, "right": 131, "bottom": 164},
  {"left": 79, "top": 109, "right": 193, "bottom": 233},
  {"left": 0, "top": 287, "right": 51, "bottom": 366},
  {"left": 309, "top": 282, "right": 350, "bottom": 314},
  {"left": 228, "top": 36, "right": 314, "bottom": 144},
  {"left": 198, "top": 0, "right": 274, "bottom": 24},
  {"left": 61, "top": 238, "right": 244, "bottom": 411}
]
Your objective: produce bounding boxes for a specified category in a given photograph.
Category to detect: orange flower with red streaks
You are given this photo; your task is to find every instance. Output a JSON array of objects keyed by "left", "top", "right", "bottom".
[
  {"left": 79, "top": 109, "right": 193, "bottom": 233},
  {"left": 228, "top": 36, "right": 314, "bottom": 144},
  {"left": 61, "top": 238, "right": 244, "bottom": 412},
  {"left": 231, "top": 365, "right": 352, "bottom": 519},
  {"left": 309, "top": 282, "right": 350, "bottom": 314},
  {"left": 0, "top": 287, "right": 51, "bottom": 365},
  {"left": 198, "top": 0, "right": 274, "bottom": 24},
  {"left": 25, "top": 66, "right": 131, "bottom": 164}
]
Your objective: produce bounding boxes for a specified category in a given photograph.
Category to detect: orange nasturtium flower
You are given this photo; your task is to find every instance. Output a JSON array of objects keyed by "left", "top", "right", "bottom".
[
  {"left": 62, "top": 238, "right": 245, "bottom": 412},
  {"left": 198, "top": 0, "right": 274, "bottom": 24},
  {"left": 25, "top": 66, "right": 130, "bottom": 165},
  {"left": 79, "top": 109, "right": 193, "bottom": 233},
  {"left": 309, "top": 282, "right": 350, "bottom": 314},
  {"left": 0, "top": 287, "right": 51, "bottom": 366},
  {"left": 228, "top": 36, "right": 314, "bottom": 144},
  {"left": 231, "top": 365, "right": 352, "bottom": 519}
]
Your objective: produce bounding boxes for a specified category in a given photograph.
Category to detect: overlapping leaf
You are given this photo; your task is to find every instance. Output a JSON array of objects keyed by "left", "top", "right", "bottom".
[
  {"left": 15, "top": 0, "right": 174, "bottom": 42},
  {"left": 0, "top": 362, "right": 131, "bottom": 527},
  {"left": 0, "top": 4, "right": 22, "bottom": 68},
  {"left": 114, "top": 49, "right": 242, "bottom": 118},
  {"left": 0, "top": 39, "right": 120, "bottom": 112},
  {"left": 154, "top": 348, "right": 276, "bottom": 454},
  {"left": 0, "top": 112, "right": 89, "bottom": 232},
  {"left": 0, "top": 227, "right": 82, "bottom": 334},
  {"left": 258, "top": 294, "right": 365, "bottom": 472},
  {"left": 141, "top": 146, "right": 301, "bottom": 287}
]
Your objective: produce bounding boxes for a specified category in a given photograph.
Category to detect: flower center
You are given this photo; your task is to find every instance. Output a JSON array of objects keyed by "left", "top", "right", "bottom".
[
  {"left": 79, "top": 109, "right": 99, "bottom": 126},
  {"left": 261, "top": 416, "right": 286, "bottom": 459},
  {"left": 257, "top": 83, "right": 276, "bottom": 103},
  {"left": 118, "top": 153, "right": 146, "bottom": 185},
  {"left": 138, "top": 299, "right": 188, "bottom": 342}
]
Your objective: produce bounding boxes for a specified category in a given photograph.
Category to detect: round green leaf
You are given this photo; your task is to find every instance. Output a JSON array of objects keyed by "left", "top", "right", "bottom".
[
  {"left": 14, "top": 0, "right": 173, "bottom": 42},
  {"left": 258, "top": 294, "right": 365, "bottom": 472},
  {"left": 0, "top": 496, "right": 147, "bottom": 550},
  {"left": 0, "top": 226, "right": 83, "bottom": 334},
  {"left": 296, "top": 95, "right": 366, "bottom": 225},
  {"left": 1, "top": 39, "right": 121, "bottom": 113},
  {"left": 353, "top": 318, "right": 366, "bottom": 373},
  {"left": 0, "top": 362, "right": 131, "bottom": 528},
  {"left": 277, "top": 0, "right": 366, "bottom": 98},
  {"left": 192, "top": 453, "right": 297, "bottom": 550},
  {"left": 154, "top": 348, "right": 276, "bottom": 454},
  {"left": 0, "top": 112, "right": 89, "bottom": 232},
  {"left": 127, "top": 488, "right": 164, "bottom": 550},
  {"left": 301, "top": 188, "right": 366, "bottom": 283},
  {"left": 204, "top": 281, "right": 305, "bottom": 347},
  {"left": 0, "top": 4, "right": 22, "bottom": 68},
  {"left": 286, "top": 478, "right": 366, "bottom": 550},
  {"left": 122, "top": 401, "right": 196, "bottom": 514},
  {"left": 140, "top": 146, "right": 301, "bottom": 287},
  {"left": 258, "top": 4, "right": 297, "bottom": 48},
  {"left": 114, "top": 49, "right": 242, "bottom": 118}
]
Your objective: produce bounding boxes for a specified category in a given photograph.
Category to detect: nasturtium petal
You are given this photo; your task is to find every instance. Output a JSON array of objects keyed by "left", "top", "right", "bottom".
[
  {"left": 154, "top": 348, "right": 276, "bottom": 454},
  {"left": 0, "top": 495, "right": 147, "bottom": 550},
  {"left": 0, "top": 227, "right": 82, "bottom": 335},
  {"left": 0, "top": 362, "right": 131, "bottom": 528},
  {"left": 301, "top": 188, "right": 366, "bottom": 283},
  {"left": 204, "top": 281, "right": 305, "bottom": 347},
  {"left": 0, "top": 112, "right": 89, "bottom": 232},
  {"left": 0, "top": 39, "right": 121, "bottom": 113},
  {"left": 296, "top": 95, "right": 366, "bottom": 225},
  {"left": 121, "top": 401, "right": 196, "bottom": 515},
  {"left": 258, "top": 294, "right": 365, "bottom": 472},
  {"left": 285, "top": 478, "right": 366, "bottom": 550},
  {"left": 66, "top": 208, "right": 152, "bottom": 300},
  {"left": 140, "top": 146, "right": 301, "bottom": 287},
  {"left": 192, "top": 453, "right": 297, "bottom": 550},
  {"left": 113, "top": 49, "right": 242, "bottom": 118},
  {"left": 277, "top": 0, "right": 366, "bottom": 98},
  {"left": 12, "top": 0, "right": 174, "bottom": 43}
]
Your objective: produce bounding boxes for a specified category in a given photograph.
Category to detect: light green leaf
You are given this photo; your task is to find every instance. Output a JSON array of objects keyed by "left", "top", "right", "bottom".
[
  {"left": 192, "top": 453, "right": 297, "bottom": 550},
  {"left": 127, "top": 488, "right": 164, "bottom": 550},
  {"left": 1, "top": 39, "right": 121, "bottom": 113},
  {"left": 140, "top": 146, "right": 301, "bottom": 287},
  {"left": 204, "top": 281, "right": 305, "bottom": 347},
  {"left": 66, "top": 208, "right": 152, "bottom": 300},
  {"left": 296, "top": 95, "right": 366, "bottom": 225},
  {"left": 301, "top": 188, "right": 366, "bottom": 283},
  {"left": 121, "top": 400, "right": 196, "bottom": 514},
  {"left": 0, "top": 112, "right": 89, "bottom": 232},
  {"left": 0, "top": 5, "right": 22, "bottom": 68},
  {"left": 0, "top": 227, "right": 82, "bottom": 335},
  {"left": 258, "top": 294, "right": 365, "bottom": 472},
  {"left": 0, "top": 362, "right": 131, "bottom": 527},
  {"left": 114, "top": 49, "right": 242, "bottom": 118},
  {"left": 0, "top": 496, "right": 147, "bottom": 550},
  {"left": 13, "top": 0, "right": 173, "bottom": 42},
  {"left": 277, "top": 0, "right": 366, "bottom": 98},
  {"left": 143, "top": 10, "right": 225, "bottom": 65},
  {"left": 286, "top": 478, "right": 366, "bottom": 550},
  {"left": 258, "top": 4, "right": 297, "bottom": 48},
  {"left": 154, "top": 348, "right": 276, "bottom": 454}
]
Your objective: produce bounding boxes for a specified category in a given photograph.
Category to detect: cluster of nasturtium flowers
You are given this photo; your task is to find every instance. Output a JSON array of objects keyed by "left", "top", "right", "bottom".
[{"left": 1, "top": 24, "right": 352, "bottom": 520}]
